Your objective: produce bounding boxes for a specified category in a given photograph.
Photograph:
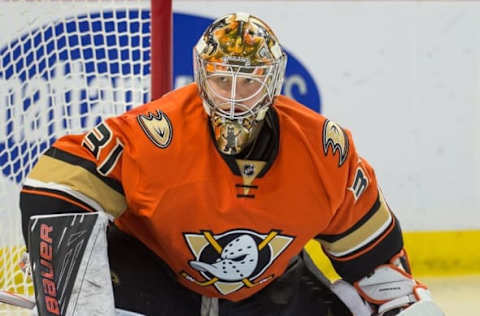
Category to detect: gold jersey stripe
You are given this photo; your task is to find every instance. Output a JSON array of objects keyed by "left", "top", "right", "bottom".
[
  {"left": 321, "top": 193, "right": 392, "bottom": 257},
  {"left": 29, "top": 155, "right": 127, "bottom": 217}
]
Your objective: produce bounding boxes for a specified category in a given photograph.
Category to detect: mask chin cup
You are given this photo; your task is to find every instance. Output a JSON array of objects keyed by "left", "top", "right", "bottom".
[{"left": 211, "top": 114, "right": 263, "bottom": 155}]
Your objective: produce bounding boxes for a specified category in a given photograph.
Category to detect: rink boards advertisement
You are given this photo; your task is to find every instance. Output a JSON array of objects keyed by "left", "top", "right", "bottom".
[{"left": 1, "top": 0, "right": 479, "bottom": 240}]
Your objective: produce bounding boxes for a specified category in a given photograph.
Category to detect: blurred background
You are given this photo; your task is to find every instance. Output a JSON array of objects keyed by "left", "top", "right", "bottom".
[{"left": 1, "top": 0, "right": 479, "bottom": 314}]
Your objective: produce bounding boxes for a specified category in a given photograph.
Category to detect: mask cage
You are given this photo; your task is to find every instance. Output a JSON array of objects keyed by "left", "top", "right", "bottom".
[{"left": 194, "top": 50, "right": 286, "bottom": 120}]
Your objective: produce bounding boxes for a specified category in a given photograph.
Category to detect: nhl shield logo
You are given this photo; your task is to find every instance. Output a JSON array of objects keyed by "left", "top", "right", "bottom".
[
  {"left": 137, "top": 110, "right": 173, "bottom": 148},
  {"left": 243, "top": 164, "right": 255, "bottom": 177},
  {"left": 182, "top": 229, "right": 294, "bottom": 295}
]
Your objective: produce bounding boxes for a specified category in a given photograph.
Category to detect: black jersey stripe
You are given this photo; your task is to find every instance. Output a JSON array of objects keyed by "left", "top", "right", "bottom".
[
  {"left": 19, "top": 189, "right": 93, "bottom": 248},
  {"left": 329, "top": 215, "right": 396, "bottom": 261},
  {"left": 27, "top": 155, "right": 127, "bottom": 217},
  {"left": 320, "top": 190, "right": 395, "bottom": 258},
  {"left": 22, "top": 185, "right": 98, "bottom": 213},
  {"left": 237, "top": 194, "right": 255, "bottom": 199},
  {"left": 235, "top": 184, "right": 259, "bottom": 188},
  {"left": 329, "top": 216, "right": 403, "bottom": 283},
  {"left": 45, "top": 147, "right": 124, "bottom": 194},
  {"left": 316, "top": 191, "right": 382, "bottom": 243}
]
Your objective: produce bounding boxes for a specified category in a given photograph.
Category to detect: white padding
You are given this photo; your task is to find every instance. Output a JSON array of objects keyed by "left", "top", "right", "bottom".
[
  {"left": 378, "top": 295, "right": 416, "bottom": 314},
  {"left": 397, "top": 300, "right": 445, "bottom": 316},
  {"left": 115, "top": 309, "right": 146, "bottom": 316},
  {"left": 329, "top": 280, "right": 372, "bottom": 316},
  {"left": 201, "top": 296, "right": 219, "bottom": 316},
  {"left": 414, "top": 286, "right": 432, "bottom": 301},
  {"left": 357, "top": 265, "right": 416, "bottom": 301}
]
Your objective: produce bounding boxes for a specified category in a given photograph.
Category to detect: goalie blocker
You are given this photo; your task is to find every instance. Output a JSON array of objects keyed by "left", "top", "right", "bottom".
[{"left": 353, "top": 250, "right": 445, "bottom": 316}]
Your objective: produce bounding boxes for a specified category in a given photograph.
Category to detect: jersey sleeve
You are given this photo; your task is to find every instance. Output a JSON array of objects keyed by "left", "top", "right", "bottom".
[
  {"left": 21, "top": 113, "right": 137, "bottom": 227},
  {"left": 315, "top": 121, "right": 403, "bottom": 283}
]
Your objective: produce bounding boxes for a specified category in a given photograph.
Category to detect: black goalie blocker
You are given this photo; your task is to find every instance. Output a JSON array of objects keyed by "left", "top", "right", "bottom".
[{"left": 28, "top": 212, "right": 114, "bottom": 316}]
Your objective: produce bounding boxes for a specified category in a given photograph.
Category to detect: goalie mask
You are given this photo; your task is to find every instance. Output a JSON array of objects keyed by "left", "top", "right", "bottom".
[{"left": 194, "top": 12, "right": 287, "bottom": 155}]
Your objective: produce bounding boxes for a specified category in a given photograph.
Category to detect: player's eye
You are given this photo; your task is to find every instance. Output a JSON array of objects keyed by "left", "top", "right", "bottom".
[{"left": 215, "top": 76, "right": 231, "bottom": 87}]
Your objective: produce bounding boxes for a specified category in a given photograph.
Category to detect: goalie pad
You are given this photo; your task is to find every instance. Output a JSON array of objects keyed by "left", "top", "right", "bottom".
[{"left": 28, "top": 212, "right": 115, "bottom": 316}]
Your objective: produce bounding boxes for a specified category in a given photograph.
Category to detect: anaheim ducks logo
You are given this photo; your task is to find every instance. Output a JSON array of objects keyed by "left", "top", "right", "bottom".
[
  {"left": 137, "top": 110, "right": 172, "bottom": 148},
  {"left": 322, "top": 120, "right": 349, "bottom": 167},
  {"left": 182, "top": 229, "right": 294, "bottom": 295}
]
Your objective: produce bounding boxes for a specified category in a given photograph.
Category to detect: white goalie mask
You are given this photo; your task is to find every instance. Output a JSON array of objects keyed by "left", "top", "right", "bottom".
[{"left": 194, "top": 12, "right": 287, "bottom": 155}]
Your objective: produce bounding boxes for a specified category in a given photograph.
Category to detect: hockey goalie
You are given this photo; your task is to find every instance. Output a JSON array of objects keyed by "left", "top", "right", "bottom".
[{"left": 17, "top": 12, "right": 445, "bottom": 316}]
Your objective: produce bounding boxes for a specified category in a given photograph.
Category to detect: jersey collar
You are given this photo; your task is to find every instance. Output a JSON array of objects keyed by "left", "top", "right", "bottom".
[{"left": 209, "top": 107, "right": 280, "bottom": 178}]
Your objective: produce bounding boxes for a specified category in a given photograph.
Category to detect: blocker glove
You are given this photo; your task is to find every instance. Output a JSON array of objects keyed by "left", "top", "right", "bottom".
[{"left": 353, "top": 250, "right": 444, "bottom": 316}]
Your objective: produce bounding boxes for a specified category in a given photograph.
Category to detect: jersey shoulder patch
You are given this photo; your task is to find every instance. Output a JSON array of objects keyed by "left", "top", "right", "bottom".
[
  {"left": 137, "top": 109, "right": 173, "bottom": 148},
  {"left": 322, "top": 119, "right": 349, "bottom": 167}
]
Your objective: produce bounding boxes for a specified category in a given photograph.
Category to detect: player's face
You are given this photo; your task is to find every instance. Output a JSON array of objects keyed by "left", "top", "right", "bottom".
[{"left": 205, "top": 71, "right": 268, "bottom": 115}]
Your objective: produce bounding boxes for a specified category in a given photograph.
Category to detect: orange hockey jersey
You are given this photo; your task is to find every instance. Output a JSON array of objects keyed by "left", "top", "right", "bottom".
[{"left": 22, "top": 83, "right": 402, "bottom": 302}]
